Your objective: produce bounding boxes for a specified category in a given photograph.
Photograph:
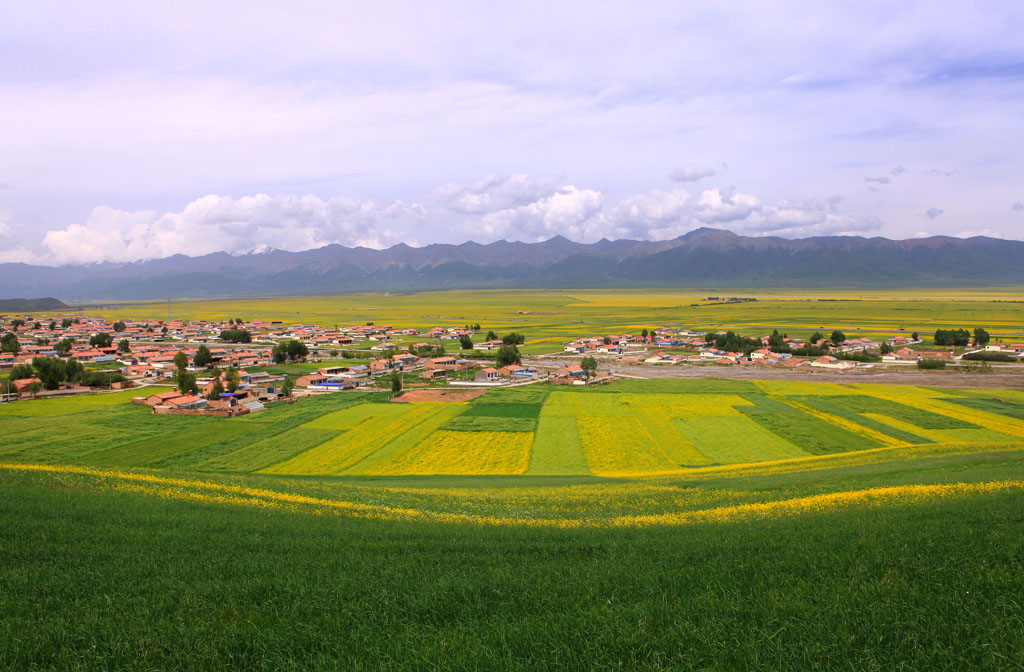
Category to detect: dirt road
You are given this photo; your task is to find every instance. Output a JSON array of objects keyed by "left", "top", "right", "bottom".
[{"left": 524, "top": 357, "right": 1024, "bottom": 390}]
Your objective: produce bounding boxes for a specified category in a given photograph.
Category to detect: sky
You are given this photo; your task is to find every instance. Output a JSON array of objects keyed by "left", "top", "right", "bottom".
[{"left": 1, "top": 1, "right": 1023, "bottom": 265}]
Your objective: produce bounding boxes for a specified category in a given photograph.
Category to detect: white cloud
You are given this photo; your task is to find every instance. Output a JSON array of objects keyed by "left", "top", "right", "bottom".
[
  {"left": 476, "top": 186, "right": 604, "bottom": 242},
  {"left": 436, "top": 174, "right": 559, "bottom": 214},
  {"left": 669, "top": 166, "right": 716, "bottom": 183},
  {"left": 38, "top": 194, "right": 424, "bottom": 265}
]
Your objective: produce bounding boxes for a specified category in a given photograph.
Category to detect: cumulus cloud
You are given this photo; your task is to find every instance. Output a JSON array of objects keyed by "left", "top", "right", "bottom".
[
  {"left": 445, "top": 178, "right": 881, "bottom": 243},
  {"left": 669, "top": 166, "right": 717, "bottom": 183},
  {"left": 476, "top": 186, "right": 604, "bottom": 242},
  {"left": 1013, "top": 202, "right": 1023, "bottom": 211},
  {"left": 924, "top": 207, "right": 944, "bottom": 220},
  {"left": 864, "top": 176, "right": 891, "bottom": 184},
  {"left": 38, "top": 194, "right": 425, "bottom": 265},
  {"left": 11, "top": 175, "right": 897, "bottom": 264}
]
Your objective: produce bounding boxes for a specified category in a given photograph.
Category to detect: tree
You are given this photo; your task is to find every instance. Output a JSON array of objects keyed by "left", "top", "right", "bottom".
[
  {"left": 934, "top": 329, "right": 971, "bottom": 347},
  {"left": 911, "top": 332, "right": 919, "bottom": 341},
  {"left": 1, "top": 333, "right": 20, "bottom": 354},
  {"left": 502, "top": 332, "right": 526, "bottom": 345},
  {"left": 112, "top": 321, "right": 126, "bottom": 332},
  {"left": 602, "top": 336, "right": 612, "bottom": 345},
  {"left": 641, "top": 328, "right": 648, "bottom": 339},
  {"left": 173, "top": 351, "right": 189, "bottom": 373},
  {"left": 32, "top": 357, "right": 67, "bottom": 390},
  {"left": 117, "top": 338, "right": 131, "bottom": 353},
  {"left": 207, "top": 373, "right": 224, "bottom": 400},
  {"left": 89, "top": 332, "right": 113, "bottom": 348},
  {"left": 829, "top": 330, "right": 846, "bottom": 346},
  {"left": 767, "top": 329, "right": 788, "bottom": 352},
  {"left": 25, "top": 381, "right": 41, "bottom": 398},
  {"left": 880, "top": 341, "right": 893, "bottom": 355},
  {"left": 281, "top": 378, "right": 293, "bottom": 397},
  {"left": 9, "top": 364, "right": 34, "bottom": 381},
  {"left": 225, "top": 366, "right": 240, "bottom": 393},
  {"left": 580, "top": 355, "right": 598, "bottom": 380},
  {"left": 809, "top": 331, "right": 825, "bottom": 345},
  {"left": 10, "top": 319, "right": 24, "bottom": 329},
  {"left": 973, "top": 328, "right": 991, "bottom": 347},
  {"left": 33, "top": 321, "right": 41, "bottom": 330},
  {"left": 485, "top": 330, "right": 498, "bottom": 342},
  {"left": 390, "top": 372, "right": 403, "bottom": 394},
  {"left": 55, "top": 338, "right": 74, "bottom": 355},
  {"left": 459, "top": 334, "right": 474, "bottom": 350},
  {"left": 61, "top": 318, "right": 73, "bottom": 329},
  {"left": 273, "top": 339, "right": 309, "bottom": 363},
  {"left": 220, "top": 328, "right": 252, "bottom": 343},
  {"left": 177, "top": 371, "right": 197, "bottom": 394},
  {"left": 193, "top": 344, "right": 213, "bottom": 368},
  {"left": 495, "top": 344, "right": 521, "bottom": 367},
  {"left": 48, "top": 321, "right": 57, "bottom": 331}
]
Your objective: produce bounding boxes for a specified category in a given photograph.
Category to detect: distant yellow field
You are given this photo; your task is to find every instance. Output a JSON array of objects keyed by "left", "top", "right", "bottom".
[{"left": 70, "top": 288, "right": 1024, "bottom": 348}]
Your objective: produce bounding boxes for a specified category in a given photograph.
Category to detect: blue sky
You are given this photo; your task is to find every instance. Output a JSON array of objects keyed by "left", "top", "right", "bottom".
[{"left": 1, "top": 1, "right": 1022, "bottom": 264}]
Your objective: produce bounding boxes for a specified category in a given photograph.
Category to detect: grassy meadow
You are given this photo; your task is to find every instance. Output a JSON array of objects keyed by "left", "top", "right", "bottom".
[
  {"left": 72, "top": 287, "right": 1024, "bottom": 352},
  {"left": 3, "top": 377, "right": 1024, "bottom": 668}
]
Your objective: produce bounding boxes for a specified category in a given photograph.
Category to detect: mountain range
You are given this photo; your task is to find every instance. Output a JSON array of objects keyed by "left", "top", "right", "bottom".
[{"left": 2, "top": 228, "right": 1023, "bottom": 302}]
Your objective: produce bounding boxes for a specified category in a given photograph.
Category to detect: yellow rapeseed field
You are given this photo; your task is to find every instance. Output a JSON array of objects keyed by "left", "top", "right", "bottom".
[{"left": 367, "top": 430, "right": 533, "bottom": 475}]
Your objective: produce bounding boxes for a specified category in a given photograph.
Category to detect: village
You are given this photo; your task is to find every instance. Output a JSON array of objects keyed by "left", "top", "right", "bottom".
[{"left": 1, "top": 311, "right": 1022, "bottom": 413}]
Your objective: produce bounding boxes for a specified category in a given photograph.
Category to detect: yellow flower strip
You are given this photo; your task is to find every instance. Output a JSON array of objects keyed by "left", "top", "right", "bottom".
[{"left": 4, "top": 462, "right": 1023, "bottom": 529}]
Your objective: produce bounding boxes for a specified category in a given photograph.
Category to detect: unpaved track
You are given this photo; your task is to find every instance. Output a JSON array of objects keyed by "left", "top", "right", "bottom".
[{"left": 524, "top": 357, "right": 1024, "bottom": 390}]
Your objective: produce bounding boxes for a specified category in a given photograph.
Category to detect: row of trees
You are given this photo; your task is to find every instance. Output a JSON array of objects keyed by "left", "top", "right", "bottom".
[
  {"left": 219, "top": 328, "right": 252, "bottom": 343},
  {"left": 8, "top": 356, "right": 125, "bottom": 391}
]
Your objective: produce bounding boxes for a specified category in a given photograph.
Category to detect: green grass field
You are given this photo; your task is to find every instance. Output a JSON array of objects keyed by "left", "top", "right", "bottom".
[
  {"left": 2, "top": 377, "right": 1024, "bottom": 668},
  {"left": 3, "top": 379, "right": 1024, "bottom": 476}
]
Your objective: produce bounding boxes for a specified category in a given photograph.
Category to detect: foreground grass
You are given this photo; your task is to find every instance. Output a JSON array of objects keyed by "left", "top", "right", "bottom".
[{"left": 2, "top": 466, "right": 1024, "bottom": 670}]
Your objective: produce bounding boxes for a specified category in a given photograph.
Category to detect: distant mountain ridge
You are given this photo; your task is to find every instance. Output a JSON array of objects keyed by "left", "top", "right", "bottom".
[
  {"left": 1, "top": 228, "right": 1022, "bottom": 301},
  {"left": 0, "top": 297, "right": 70, "bottom": 312}
]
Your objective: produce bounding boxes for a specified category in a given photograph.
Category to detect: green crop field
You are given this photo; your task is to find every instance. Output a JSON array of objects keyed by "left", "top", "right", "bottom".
[{"left": 2, "top": 377, "right": 1024, "bottom": 668}]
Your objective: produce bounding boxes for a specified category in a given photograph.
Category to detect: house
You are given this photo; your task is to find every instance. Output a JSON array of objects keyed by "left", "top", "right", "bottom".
[
  {"left": 473, "top": 340, "right": 505, "bottom": 351},
  {"left": 555, "top": 364, "right": 586, "bottom": 379},
  {"left": 12, "top": 377, "right": 41, "bottom": 397},
  {"left": 163, "top": 395, "right": 207, "bottom": 410},
  {"left": 475, "top": 367, "right": 500, "bottom": 382},
  {"left": 145, "top": 391, "right": 184, "bottom": 406},
  {"left": 810, "top": 356, "right": 857, "bottom": 370},
  {"left": 296, "top": 374, "right": 329, "bottom": 388}
]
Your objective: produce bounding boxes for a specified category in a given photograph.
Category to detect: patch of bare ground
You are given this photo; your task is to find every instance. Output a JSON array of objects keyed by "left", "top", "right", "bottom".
[{"left": 391, "top": 388, "right": 488, "bottom": 402}]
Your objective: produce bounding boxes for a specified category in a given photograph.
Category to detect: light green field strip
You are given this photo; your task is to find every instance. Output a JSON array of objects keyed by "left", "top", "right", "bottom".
[
  {"left": 300, "top": 402, "right": 406, "bottom": 430},
  {"left": 0, "top": 390, "right": 145, "bottom": 417},
  {"left": 673, "top": 416, "right": 809, "bottom": 464},
  {"left": 343, "top": 404, "right": 465, "bottom": 474},
  {"left": 527, "top": 416, "right": 590, "bottom": 475},
  {"left": 633, "top": 406, "right": 713, "bottom": 467},
  {"left": 77, "top": 421, "right": 254, "bottom": 468},
  {"left": 198, "top": 427, "right": 340, "bottom": 472}
]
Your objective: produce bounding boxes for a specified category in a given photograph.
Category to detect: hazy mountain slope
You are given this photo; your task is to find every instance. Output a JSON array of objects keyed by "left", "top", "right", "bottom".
[{"left": 1, "top": 228, "right": 1022, "bottom": 300}]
